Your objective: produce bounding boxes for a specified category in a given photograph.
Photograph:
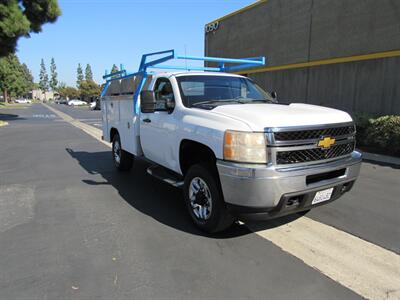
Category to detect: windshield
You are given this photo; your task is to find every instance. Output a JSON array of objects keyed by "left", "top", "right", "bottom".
[{"left": 176, "top": 75, "right": 275, "bottom": 108}]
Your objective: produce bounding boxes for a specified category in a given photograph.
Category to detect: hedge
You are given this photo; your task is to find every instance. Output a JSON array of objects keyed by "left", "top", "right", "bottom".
[{"left": 355, "top": 115, "right": 400, "bottom": 157}]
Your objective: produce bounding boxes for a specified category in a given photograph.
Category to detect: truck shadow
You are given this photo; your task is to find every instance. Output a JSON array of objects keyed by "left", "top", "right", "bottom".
[
  {"left": 0, "top": 113, "right": 25, "bottom": 121},
  {"left": 66, "top": 148, "right": 302, "bottom": 239}
]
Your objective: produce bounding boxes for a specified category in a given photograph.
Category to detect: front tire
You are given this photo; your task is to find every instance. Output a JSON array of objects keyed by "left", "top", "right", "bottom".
[
  {"left": 112, "top": 133, "right": 133, "bottom": 171},
  {"left": 183, "top": 163, "right": 234, "bottom": 233}
]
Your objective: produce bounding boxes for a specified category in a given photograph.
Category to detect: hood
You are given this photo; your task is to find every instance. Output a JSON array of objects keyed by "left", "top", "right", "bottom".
[{"left": 211, "top": 103, "right": 353, "bottom": 131}]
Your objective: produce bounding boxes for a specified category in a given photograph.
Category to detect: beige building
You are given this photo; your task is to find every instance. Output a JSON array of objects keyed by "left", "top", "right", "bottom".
[{"left": 29, "top": 90, "right": 57, "bottom": 101}]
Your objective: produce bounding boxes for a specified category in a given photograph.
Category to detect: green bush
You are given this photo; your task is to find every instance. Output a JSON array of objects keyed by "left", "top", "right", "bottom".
[
  {"left": 365, "top": 115, "right": 400, "bottom": 156},
  {"left": 354, "top": 113, "right": 374, "bottom": 146}
]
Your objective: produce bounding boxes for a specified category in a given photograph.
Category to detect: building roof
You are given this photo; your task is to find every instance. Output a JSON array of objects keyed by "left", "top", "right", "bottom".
[{"left": 206, "top": 0, "right": 267, "bottom": 25}]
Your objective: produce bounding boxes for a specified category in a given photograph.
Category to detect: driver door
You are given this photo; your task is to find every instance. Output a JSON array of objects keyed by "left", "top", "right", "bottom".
[{"left": 140, "top": 78, "right": 178, "bottom": 169}]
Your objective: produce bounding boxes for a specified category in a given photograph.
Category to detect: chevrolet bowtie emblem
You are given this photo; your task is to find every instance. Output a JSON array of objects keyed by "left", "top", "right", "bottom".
[{"left": 318, "top": 136, "right": 336, "bottom": 149}]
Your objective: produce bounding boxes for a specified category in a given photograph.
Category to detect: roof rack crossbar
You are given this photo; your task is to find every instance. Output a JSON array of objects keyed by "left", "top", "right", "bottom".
[
  {"left": 103, "top": 69, "right": 127, "bottom": 79},
  {"left": 174, "top": 54, "right": 265, "bottom": 66},
  {"left": 139, "top": 49, "right": 175, "bottom": 71}
]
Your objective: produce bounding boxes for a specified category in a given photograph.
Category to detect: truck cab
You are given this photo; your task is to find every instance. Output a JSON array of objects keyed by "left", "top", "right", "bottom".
[{"left": 101, "top": 50, "right": 362, "bottom": 233}]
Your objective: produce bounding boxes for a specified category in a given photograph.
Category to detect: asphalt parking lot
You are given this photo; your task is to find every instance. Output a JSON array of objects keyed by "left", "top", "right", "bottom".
[
  {"left": 0, "top": 103, "right": 399, "bottom": 299},
  {"left": 52, "top": 103, "right": 102, "bottom": 128}
]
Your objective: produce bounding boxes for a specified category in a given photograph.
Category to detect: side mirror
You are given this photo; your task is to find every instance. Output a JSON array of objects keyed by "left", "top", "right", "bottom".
[
  {"left": 271, "top": 91, "right": 277, "bottom": 100},
  {"left": 140, "top": 90, "right": 156, "bottom": 113}
]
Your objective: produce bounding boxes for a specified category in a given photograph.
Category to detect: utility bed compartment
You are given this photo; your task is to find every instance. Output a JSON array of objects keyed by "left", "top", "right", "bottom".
[{"left": 101, "top": 75, "right": 153, "bottom": 156}]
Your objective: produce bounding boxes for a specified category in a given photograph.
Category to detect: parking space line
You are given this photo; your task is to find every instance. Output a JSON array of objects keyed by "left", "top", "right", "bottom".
[
  {"left": 43, "top": 103, "right": 400, "bottom": 300},
  {"left": 43, "top": 104, "right": 110, "bottom": 147}
]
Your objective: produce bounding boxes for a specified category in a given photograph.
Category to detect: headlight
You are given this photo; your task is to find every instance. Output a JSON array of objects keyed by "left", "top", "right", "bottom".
[{"left": 223, "top": 130, "right": 267, "bottom": 163}]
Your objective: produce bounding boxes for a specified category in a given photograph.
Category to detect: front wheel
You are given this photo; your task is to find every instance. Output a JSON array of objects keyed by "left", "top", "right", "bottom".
[
  {"left": 183, "top": 164, "right": 234, "bottom": 233},
  {"left": 112, "top": 133, "right": 133, "bottom": 171}
]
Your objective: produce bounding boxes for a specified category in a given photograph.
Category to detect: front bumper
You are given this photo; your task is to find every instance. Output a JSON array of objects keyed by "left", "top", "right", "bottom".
[{"left": 216, "top": 151, "right": 362, "bottom": 220}]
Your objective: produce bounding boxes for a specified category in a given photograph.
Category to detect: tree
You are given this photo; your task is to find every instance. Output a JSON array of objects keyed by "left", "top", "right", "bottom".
[
  {"left": 0, "top": 54, "right": 33, "bottom": 102},
  {"left": 0, "top": 0, "right": 61, "bottom": 57},
  {"left": 85, "top": 64, "right": 93, "bottom": 81},
  {"left": 110, "top": 64, "right": 119, "bottom": 79},
  {"left": 20, "top": 63, "right": 34, "bottom": 95},
  {"left": 76, "top": 63, "right": 83, "bottom": 88},
  {"left": 110, "top": 64, "right": 119, "bottom": 74},
  {"left": 21, "top": 63, "right": 33, "bottom": 87},
  {"left": 58, "top": 86, "right": 79, "bottom": 100},
  {"left": 0, "top": 55, "right": 17, "bottom": 102},
  {"left": 58, "top": 81, "right": 66, "bottom": 90},
  {"left": 79, "top": 80, "right": 101, "bottom": 102},
  {"left": 50, "top": 57, "right": 58, "bottom": 91},
  {"left": 39, "top": 59, "right": 49, "bottom": 92}
]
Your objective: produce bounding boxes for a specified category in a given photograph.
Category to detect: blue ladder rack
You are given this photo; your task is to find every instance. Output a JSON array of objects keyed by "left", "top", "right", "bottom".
[{"left": 101, "top": 49, "right": 266, "bottom": 114}]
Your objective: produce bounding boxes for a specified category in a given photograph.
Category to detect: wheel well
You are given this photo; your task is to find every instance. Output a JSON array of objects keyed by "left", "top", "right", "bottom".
[
  {"left": 179, "top": 140, "right": 217, "bottom": 175},
  {"left": 110, "top": 127, "right": 118, "bottom": 142}
]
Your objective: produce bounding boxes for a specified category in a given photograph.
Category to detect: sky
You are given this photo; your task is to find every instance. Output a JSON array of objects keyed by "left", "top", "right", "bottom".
[{"left": 16, "top": 0, "right": 255, "bottom": 87}]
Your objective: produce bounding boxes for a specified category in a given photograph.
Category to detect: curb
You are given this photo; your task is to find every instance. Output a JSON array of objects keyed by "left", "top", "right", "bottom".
[{"left": 360, "top": 151, "right": 400, "bottom": 167}]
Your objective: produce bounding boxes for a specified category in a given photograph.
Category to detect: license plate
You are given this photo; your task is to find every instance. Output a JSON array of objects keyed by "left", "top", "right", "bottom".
[{"left": 312, "top": 188, "right": 334, "bottom": 205}]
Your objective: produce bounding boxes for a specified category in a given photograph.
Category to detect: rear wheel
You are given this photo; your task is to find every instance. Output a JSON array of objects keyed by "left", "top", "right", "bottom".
[
  {"left": 183, "top": 163, "right": 234, "bottom": 233},
  {"left": 112, "top": 133, "right": 133, "bottom": 171}
]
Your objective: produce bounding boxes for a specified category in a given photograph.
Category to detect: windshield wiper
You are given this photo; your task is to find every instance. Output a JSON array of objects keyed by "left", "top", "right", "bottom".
[
  {"left": 191, "top": 99, "right": 245, "bottom": 107},
  {"left": 230, "top": 98, "right": 275, "bottom": 104},
  {"left": 248, "top": 99, "right": 275, "bottom": 103}
]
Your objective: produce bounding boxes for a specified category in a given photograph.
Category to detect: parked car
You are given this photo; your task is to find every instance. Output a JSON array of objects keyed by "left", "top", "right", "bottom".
[
  {"left": 68, "top": 99, "right": 87, "bottom": 106},
  {"left": 101, "top": 50, "right": 362, "bottom": 233},
  {"left": 89, "top": 101, "right": 99, "bottom": 110},
  {"left": 56, "top": 99, "right": 68, "bottom": 104},
  {"left": 14, "top": 99, "right": 31, "bottom": 104}
]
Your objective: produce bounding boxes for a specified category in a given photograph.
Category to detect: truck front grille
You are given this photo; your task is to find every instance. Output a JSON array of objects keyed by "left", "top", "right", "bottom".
[
  {"left": 268, "top": 123, "right": 356, "bottom": 165},
  {"left": 274, "top": 125, "right": 355, "bottom": 141},
  {"left": 276, "top": 142, "right": 355, "bottom": 165}
]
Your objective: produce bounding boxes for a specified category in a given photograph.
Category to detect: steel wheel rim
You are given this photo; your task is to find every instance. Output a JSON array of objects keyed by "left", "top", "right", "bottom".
[
  {"left": 113, "top": 140, "right": 121, "bottom": 164},
  {"left": 189, "top": 177, "right": 212, "bottom": 220}
]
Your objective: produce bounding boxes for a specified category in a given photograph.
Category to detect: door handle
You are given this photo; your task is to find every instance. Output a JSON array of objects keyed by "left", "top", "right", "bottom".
[
  {"left": 110, "top": 102, "right": 113, "bottom": 108},
  {"left": 142, "top": 118, "right": 151, "bottom": 123}
]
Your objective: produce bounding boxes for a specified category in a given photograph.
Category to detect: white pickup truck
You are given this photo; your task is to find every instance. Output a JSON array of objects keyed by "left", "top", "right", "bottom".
[{"left": 101, "top": 50, "right": 362, "bottom": 232}]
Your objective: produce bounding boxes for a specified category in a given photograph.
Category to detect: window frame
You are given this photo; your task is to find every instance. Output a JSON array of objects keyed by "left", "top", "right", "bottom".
[{"left": 152, "top": 77, "right": 175, "bottom": 113}]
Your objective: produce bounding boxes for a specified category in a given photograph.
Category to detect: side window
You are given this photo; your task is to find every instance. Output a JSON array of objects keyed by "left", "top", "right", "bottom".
[
  {"left": 153, "top": 78, "right": 175, "bottom": 111},
  {"left": 154, "top": 78, "right": 174, "bottom": 102}
]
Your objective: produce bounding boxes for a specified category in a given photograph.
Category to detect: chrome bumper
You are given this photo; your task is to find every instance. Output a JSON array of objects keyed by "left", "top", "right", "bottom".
[{"left": 217, "top": 151, "right": 362, "bottom": 211}]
